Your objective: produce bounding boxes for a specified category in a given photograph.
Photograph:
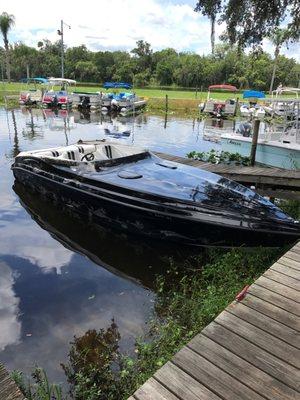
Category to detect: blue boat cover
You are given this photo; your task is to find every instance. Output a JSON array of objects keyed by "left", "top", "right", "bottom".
[
  {"left": 243, "top": 90, "right": 265, "bottom": 99},
  {"left": 103, "top": 82, "right": 132, "bottom": 89}
]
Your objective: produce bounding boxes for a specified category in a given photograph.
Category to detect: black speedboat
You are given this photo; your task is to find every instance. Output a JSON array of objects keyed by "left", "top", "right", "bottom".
[{"left": 12, "top": 140, "right": 300, "bottom": 247}]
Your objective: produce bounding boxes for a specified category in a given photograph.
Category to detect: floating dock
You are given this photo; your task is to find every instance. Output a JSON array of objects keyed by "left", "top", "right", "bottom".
[
  {"left": 155, "top": 152, "right": 300, "bottom": 199},
  {"left": 129, "top": 241, "right": 300, "bottom": 400}
]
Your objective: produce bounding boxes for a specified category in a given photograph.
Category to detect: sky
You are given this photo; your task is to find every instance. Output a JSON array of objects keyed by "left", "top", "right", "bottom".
[{"left": 3, "top": 0, "right": 300, "bottom": 61}]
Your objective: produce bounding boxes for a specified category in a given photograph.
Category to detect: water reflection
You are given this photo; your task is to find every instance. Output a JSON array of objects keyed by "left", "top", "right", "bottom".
[
  {"left": 9, "top": 108, "right": 220, "bottom": 156},
  {"left": 13, "top": 182, "right": 198, "bottom": 288},
  {"left": 0, "top": 262, "right": 21, "bottom": 350}
]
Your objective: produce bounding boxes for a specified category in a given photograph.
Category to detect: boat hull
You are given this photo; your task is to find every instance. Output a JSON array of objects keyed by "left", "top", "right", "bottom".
[
  {"left": 12, "top": 163, "right": 299, "bottom": 247},
  {"left": 221, "top": 136, "right": 299, "bottom": 169}
]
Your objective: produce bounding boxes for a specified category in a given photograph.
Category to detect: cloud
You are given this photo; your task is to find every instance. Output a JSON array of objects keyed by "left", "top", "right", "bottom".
[
  {"left": 0, "top": 216, "right": 73, "bottom": 274},
  {"left": 4, "top": 0, "right": 300, "bottom": 60},
  {"left": 0, "top": 262, "right": 21, "bottom": 350}
]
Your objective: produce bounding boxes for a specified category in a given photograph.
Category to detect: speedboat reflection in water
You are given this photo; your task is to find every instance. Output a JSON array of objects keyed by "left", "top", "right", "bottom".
[
  {"left": 13, "top": 182, "right": 199, "bottom": 288},
  {"left": 12, "top": 140, "right": 300, "bottom": 247}
]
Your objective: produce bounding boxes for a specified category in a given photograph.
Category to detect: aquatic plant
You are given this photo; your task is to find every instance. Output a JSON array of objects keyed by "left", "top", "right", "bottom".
[
  {"left": 187, "top": 149, "right": 250, "bottom": 165},
  {"left": 11, "top": 367, "right": 65, "bottom": 400}
]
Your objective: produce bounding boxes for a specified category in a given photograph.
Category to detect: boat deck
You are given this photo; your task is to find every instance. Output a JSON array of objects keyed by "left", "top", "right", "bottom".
[
  {"left": 0, "top": 363, "right": 25, "bottom": 400},
  {"left": 155, "top": 152, "right": 300, "bottom": 199},
  {"left": 129, "top": 241, "right": 300, "bottom": 400}
]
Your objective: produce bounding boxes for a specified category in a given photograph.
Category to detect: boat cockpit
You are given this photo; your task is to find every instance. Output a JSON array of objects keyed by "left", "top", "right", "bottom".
[{"left": 16, "top": 141, "right": 148, "bottom": 167}]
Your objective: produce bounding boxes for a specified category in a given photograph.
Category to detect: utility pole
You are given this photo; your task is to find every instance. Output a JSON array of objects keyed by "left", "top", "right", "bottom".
[{"left": 57, "top": 20, "right": 71, "bottom": 79}]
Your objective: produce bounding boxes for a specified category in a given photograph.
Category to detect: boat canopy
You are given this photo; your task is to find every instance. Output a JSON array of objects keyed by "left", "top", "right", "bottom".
[
  {"left": 20, "top": 77, "right": 49, "bottom": 84},
  {"left": 208, "top": 84, "right": 237, "bottom": 91},
  {"left": 280, "top": 87, "right": 300, "bottom": 93},
  {"left": 103, "top": 82, "right": 132, "bottom": 89},
  {"left": 48, "top": 78, "right": 77, "bottom": 85},
  {"left": 243, "top": 90, "right": 265, "bottom": 99}
]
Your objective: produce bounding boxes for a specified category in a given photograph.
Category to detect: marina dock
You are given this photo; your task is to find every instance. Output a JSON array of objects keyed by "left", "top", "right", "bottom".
[
  {"left": 0, "top": 364, "right": 25, "bottom": 400},
  {"left": 129, "top": 241, "right": 300, "bottom": 400},
  {"left": 155, "top": 152, "right": 300, "bottom": 198}
]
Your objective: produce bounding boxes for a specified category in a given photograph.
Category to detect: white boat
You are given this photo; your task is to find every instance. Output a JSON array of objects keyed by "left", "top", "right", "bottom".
[
  {"left": 264, "top": 87, "right": 300, "bottom": 118},
  {"left": 116, "top": 93, "right": 147, "bottom": 113},
  {"left": 42, "top": 78, "right": 76, "bottom": 109},
  {"left": 221, "top": 121, "right": 300, "bottom": 170},
  {"left": 240, "top": 104, "right": 255, "bottom": 117},
  {"left": 200, "top": 84, "right": 238, "bottom": 118},
  {"left": 240, "top": 104, "right": 265, "bottom": 118},
  {"left": 71, "top": 91, "right": 102, "bottom": 110},
  {"left": 19, "top": 77, "right": 49, "bottom": 106}
]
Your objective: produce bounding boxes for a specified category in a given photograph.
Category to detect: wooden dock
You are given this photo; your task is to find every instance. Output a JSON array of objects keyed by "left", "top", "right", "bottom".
[
  {"left": 129, "top": 241, "right": 300, "bottom": 400},
  {"left": 0, "top": 364, "right": 25, "bottom": 400},
  {"left": 155, "top": 152, "right": 300, "bottom": 198}
]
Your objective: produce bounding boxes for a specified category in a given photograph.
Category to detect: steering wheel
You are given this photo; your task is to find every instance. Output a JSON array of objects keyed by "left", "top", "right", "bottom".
[{"left": 81, "top": 152, "right": 95, "bottom": 162}]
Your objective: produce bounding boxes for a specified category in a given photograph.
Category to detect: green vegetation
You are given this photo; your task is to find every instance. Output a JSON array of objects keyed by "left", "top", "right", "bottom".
[
  {"left": 195, "top": 0, "right": 299, "bottom": 48},
  {"left": 12, "top": 247, "right": 283, "bottom": 400},
  {"left": 187, "top": 149, "right": 251, "bottom": 165},
  {"left": 11, "top": 367, "right": 64, "bottom": 400},
  {"left": 1, "top": 39, "right": 299, "bottom": 92}
]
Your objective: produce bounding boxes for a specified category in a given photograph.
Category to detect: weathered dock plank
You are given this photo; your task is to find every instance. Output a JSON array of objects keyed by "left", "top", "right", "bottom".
[
  {"left": 129, "top": 241, "right": 300, "bottom": 399},
  {"left": 154, "top": 152, "right": 300, "bottom": 193},
  {"left": 0, "top": 364, "right": 25, "bottom": 400}
]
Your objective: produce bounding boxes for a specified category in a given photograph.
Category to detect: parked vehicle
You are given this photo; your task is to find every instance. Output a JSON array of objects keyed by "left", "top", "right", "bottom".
[{"left": 12, "top": 140, "right": 299, "bottom": 246}]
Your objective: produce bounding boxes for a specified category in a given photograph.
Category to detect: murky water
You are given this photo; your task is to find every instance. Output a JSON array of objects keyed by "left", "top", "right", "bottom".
[{"left": 0, "top": 107, "right": 260, "bottom": 382}]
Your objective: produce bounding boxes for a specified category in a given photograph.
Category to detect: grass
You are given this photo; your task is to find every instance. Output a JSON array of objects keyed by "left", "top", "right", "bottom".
[{"left": 0, "top": 82, "right": 227, "bottom": 100}]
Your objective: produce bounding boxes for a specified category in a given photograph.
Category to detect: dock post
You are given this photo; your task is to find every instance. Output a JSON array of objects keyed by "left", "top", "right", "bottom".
[
  {"left": 250, "top": 119, "right": 260, "bottom": 166},
  {"left": 165, "top": 94, "right": 168, "bottom": 113}
]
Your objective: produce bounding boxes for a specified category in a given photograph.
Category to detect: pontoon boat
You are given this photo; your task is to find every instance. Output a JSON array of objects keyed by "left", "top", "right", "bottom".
[
  {"left": 200, "top": 85, "right": 238, "bottom": 118},
  {"left": 19, "top": 77, "right": 48, "bottom": 105},
  {"left": 42, "top": 78, "right": 76, "bottom": 108}
]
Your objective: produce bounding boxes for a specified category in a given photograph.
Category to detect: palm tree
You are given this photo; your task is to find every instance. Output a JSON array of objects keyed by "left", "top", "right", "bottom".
[
  {"left": 195, "top": 1, "right": 220, "bottom": 56},
  {"left": 0, "top": 12, "right": 15, "bottom": 82},
  {"left": 269, "top": 28, "right": 290, "bottom": 94}
]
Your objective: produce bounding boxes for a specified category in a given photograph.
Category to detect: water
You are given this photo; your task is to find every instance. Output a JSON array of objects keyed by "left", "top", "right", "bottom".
[{"left": 0, "top": 107, "right": 243, "bottom": 383}]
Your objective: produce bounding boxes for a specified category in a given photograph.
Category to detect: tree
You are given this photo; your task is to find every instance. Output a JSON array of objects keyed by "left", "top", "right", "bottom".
[
  {"left": 11, "top": 43, "right": 38, "bottom": 80},
  {"left": 194, "top": 0, "right": 300, "bottom": 49},
  {"left": 131, "top": 40, "right": 153, "bottom": 72},
  {"left": 75, "top": 60, "right": 98, "bottom": 82},
  {"left": 268, "top": 28, "right": 291, "bottom": 93},
  {"left": 0, "top": 12, "right": 15, "bottom": 81},
  {"left": 194, "top": 0, "right": 221, "bottom": 55}
]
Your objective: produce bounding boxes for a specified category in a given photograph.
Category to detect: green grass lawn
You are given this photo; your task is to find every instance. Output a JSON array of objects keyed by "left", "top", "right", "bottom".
[{"left": 0, "top": 82, "right": 240, "bottom": 101}]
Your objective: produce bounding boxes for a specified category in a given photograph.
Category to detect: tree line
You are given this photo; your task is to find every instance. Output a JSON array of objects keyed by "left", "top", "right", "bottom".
[{"left": 0, "top": 39, "right": 299, "bottom": 91}]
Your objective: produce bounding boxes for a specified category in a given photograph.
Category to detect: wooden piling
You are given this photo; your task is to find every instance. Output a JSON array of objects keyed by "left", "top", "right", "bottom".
[
  {"left": 165, "top": 94, "right": 168, "bottom": 113},
  {"left": 250, "top": 119, "right": 260, "bottom": 166}
]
